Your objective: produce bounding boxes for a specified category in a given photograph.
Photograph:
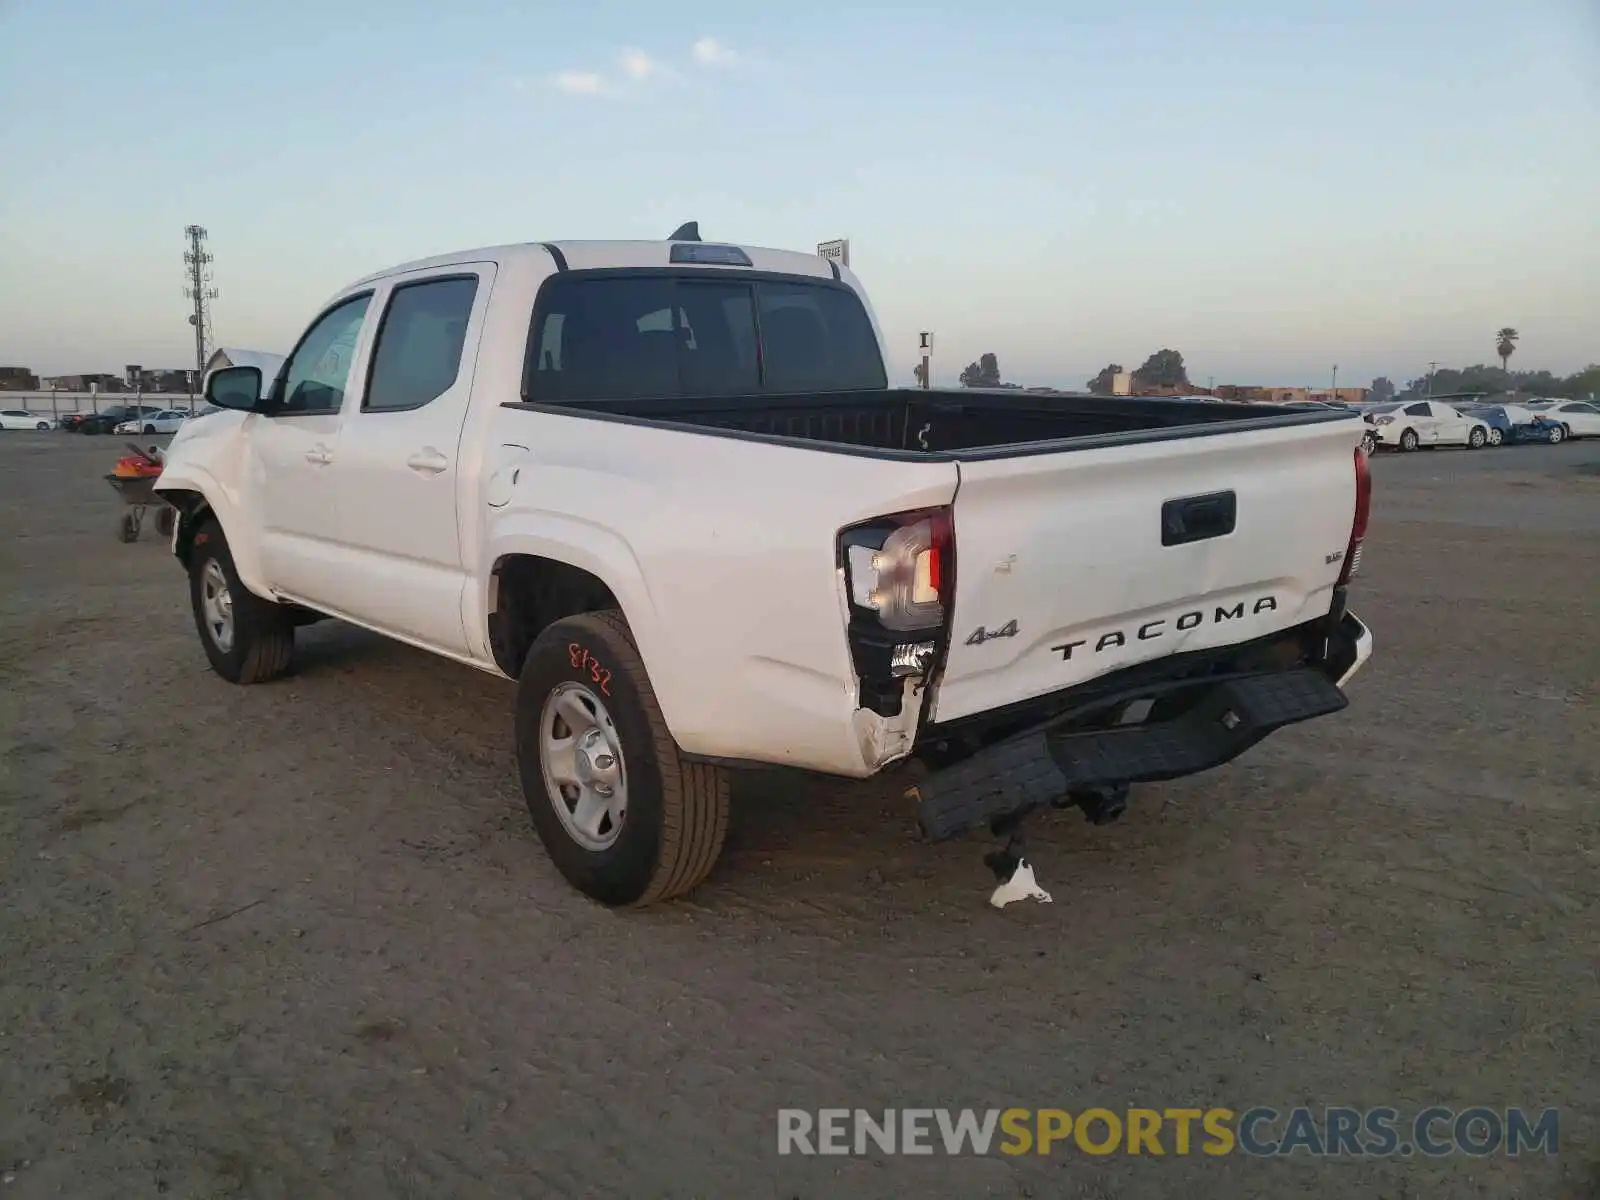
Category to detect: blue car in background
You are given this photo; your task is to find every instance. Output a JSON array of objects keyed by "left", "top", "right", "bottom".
[{"left": 1463, "top": 404, "right": 1563, "bottom": 447}]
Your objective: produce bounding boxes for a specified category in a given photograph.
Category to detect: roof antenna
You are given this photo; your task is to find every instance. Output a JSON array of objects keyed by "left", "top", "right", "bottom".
[{"left": 668, "top": 221, "right": 700, "bottom": 242}]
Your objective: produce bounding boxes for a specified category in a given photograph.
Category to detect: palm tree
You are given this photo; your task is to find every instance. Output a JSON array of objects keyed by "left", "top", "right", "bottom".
[{"left": 1495, "top": 327, "right": 1519, "bottom": 374}]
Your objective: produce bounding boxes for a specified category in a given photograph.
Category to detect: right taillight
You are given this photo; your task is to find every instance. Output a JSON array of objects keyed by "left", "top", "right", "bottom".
[{"left": 1339, "top": 443, "right": 1372, "bottom": 586}]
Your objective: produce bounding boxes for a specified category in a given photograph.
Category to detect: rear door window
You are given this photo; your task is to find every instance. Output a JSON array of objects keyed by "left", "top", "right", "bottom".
[
  {"left": 363, "top": 276, "right": 480, "bottom": 411},
  {"left": 526, "top": 273, "right": 884, "bottom": 403}
]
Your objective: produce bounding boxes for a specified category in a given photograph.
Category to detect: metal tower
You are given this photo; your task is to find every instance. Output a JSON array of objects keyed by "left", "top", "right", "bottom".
[{"left": 183, "top": 225, "right": 219, "bottom": 378}]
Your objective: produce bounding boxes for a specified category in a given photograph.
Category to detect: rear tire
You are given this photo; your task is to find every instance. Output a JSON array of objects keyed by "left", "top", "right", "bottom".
[
  {"left": 1548, "top": 425, "right": 1565, "bottom": 444},
  {"left": 1399, "top": 428, "right": 1420, "bottom": 452},
  {"left": 187, "top": 518, "right": 295, "bottom": 684},
  {"left": 514, "top": 609, "right": 730, "bottom": 907},
  {"left": 1468, "top": 425, "right": 1486, "bottom": 449},
  {"left": 142, "top": 424, "right": 156, "bottom": 435}
]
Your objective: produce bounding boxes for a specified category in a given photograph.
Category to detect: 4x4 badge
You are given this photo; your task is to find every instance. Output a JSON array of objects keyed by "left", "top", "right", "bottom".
[{"left": 966, "top": 620, "right": 1019, "bottom": 646}]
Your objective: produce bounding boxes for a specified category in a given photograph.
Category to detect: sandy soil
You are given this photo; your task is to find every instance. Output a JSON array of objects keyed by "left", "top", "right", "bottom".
[{"left": 1, "top": 432, "right": 1597, "bottom": 1199}]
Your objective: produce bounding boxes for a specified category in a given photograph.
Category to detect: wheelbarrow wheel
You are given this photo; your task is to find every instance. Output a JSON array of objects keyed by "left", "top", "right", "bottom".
[{"left": 119, "top": 511, "right": 140, "bottom": 543}]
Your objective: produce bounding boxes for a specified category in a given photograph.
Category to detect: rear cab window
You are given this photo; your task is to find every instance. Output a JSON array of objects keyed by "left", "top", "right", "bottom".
[{"left": 524, "top": 272, "right": 886, "bottom": 405}]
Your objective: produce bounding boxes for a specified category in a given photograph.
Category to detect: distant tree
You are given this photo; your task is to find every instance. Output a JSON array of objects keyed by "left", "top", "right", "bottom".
[
  {"left": 1368, "top": 376, "right": 1396, "bottom": 404},
  {"left": 959, "top": 353, "right": 1005, "bottom": 388},
  {"left": 1495, "top": 327, "right": 1519, "bottom": 373},
  {"left": 1396, "top": 359, "right": 1600, "bottom": 403},
  {"left": 1562, "top": 363, "right": 1600, "bottom": 400},
  {"left": 912, "top": 360, "right": 929, "bottom": 388},
  {"left": 1086, "top": 363, "right": 1124, "bottom": 395},
  {"left": 1132, "top": 349, "right": 1189, "bottom": 390}
]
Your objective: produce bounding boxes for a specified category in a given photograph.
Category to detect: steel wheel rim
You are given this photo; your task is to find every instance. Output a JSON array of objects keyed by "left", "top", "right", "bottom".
[
  {"left": 539, "top": 682, "right": 628, "bottom": 851},
  {"left": 200, "top": 559, "right": 235, "bottom": 653}
]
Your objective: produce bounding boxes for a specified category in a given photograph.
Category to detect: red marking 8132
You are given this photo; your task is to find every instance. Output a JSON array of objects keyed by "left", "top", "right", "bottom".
[{"left": 567, "top": 642, "right": 612, "bottom": 695}]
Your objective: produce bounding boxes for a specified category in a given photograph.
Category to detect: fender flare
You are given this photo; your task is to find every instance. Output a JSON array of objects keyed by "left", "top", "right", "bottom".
[{"left": 153, "top": 467, "right": 273, "bottom": 599}]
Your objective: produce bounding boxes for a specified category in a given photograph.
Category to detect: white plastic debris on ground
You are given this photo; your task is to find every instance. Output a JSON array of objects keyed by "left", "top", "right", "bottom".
[{"left": 989, "top": 859, "right": 1053, "bottom": 909}]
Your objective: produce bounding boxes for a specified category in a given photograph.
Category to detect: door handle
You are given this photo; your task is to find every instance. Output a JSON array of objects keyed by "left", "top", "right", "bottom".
[
  {"left": 406, "top": 448, "right": 449, "bottom": 475},
  {"left": 305, "top": 444, "right": 331, "bottom": 465}
]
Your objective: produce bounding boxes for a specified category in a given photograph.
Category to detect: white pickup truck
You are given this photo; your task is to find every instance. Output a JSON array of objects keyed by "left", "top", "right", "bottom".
[{"left": 155, "top": 229, "right": 1374, "bottom": 907}]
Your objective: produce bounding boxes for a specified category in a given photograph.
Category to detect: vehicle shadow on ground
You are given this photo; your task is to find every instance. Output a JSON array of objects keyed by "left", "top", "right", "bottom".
[{"left": 270, "top": 613, "right": 1196, "bottom": 923}]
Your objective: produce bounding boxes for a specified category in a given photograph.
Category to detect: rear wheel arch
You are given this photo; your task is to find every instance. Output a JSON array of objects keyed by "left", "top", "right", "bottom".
[{"left": 488, "top": 554, "right": 625, "bottom": 678}]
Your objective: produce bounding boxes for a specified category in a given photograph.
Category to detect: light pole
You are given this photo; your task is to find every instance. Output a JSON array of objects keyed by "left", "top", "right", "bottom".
[
  {"left": 1426, "top": 361, "right": 1438, "bottom": 400},
  {"left": 1330, "top": 364, "right": 1338, "bottom": 400}
]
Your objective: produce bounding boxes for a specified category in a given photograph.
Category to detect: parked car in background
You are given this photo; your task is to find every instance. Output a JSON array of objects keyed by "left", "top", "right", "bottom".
[
  {"left": 0, "top": 408, "right": 52, "bottom": 431},
  {"left": 115, "top": 408, "right": 191, "bottom": 435},
  {"left": 1365, "top": 400, "right": 1490, "bottom": 452},
  {"left": 1533, "top": 400, "right": 1600, "bottom": 440},
  {"left": 72, "top": 405, "right": 167, "bottom": 435},
  {"left": 1463, "top": 404, "right": 1563, "bottom": 447}
]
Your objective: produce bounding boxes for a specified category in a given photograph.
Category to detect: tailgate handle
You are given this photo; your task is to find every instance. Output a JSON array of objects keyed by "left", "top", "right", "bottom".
[{"left": 1162, "top": 491, "right": 1237, "bottom": 546}]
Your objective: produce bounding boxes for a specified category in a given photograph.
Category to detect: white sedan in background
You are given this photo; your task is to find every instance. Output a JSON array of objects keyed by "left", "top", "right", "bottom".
[
  {"left": 114, "top": 408, "right": 191, "bottom": 435},
  {"left": 0, "top": 408, "right": 53, "bottom": 431},
  {"left": 1365, "top": 400, "right": 1491, "bottom": 452},
  {"left": 1531, "top": 400, "right": 1600, "bottom": 439}
]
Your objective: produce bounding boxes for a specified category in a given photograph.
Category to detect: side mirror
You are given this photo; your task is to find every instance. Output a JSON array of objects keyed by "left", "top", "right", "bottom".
[{"left": 206, "top": 366, "right": 266, "bottom": 412}]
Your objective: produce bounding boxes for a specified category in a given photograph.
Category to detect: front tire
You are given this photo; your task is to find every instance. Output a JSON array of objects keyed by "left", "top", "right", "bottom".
[
  {"left": 1486, "top": 427, "right": 1503, "bottom": 446},
  {"left": 514, "top": 609, "right": 730, "bottom": 907},
  {"left": 142, "top": 424, "right": 156, "bottom": 435},
  {"left": 1468, "top": 425, "right": 1487, "bottom": 449},
  {"left": 187, "top": 519, "right": 295, "bottom": 684},
  {"left": 35, "top": 421, "right": 48, "bottom": 431}
]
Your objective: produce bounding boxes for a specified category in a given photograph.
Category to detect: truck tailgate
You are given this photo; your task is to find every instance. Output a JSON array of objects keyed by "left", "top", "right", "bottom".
[{"left": 930, "top": 417, "right": 1363, "bottom": 723}]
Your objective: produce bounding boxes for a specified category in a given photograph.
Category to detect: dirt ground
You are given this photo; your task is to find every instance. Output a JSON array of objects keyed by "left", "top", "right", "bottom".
[{"left": 1, "top": 432, "right": 1597, "bottom": 1199}]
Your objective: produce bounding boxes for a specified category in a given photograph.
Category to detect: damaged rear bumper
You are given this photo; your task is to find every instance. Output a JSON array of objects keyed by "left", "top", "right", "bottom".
[{"left": 908, "top": 610, "right": 1373, "bottom": 843}]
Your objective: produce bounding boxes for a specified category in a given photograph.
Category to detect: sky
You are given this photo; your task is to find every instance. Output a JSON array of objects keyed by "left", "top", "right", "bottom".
[{"left": 1, "top": 0, "right": 1596, "bottom": 390}]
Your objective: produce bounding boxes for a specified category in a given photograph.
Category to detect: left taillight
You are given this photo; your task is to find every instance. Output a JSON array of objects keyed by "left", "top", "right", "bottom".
[
  {"left": 1337, "top": 444, "right": 1371, "bottom": 586},
  {"left": 840, "top": 507, "right": 952, "bottom": 632},
  {"left": 838, "top": 507, "right": 954, "bottom": 698}
]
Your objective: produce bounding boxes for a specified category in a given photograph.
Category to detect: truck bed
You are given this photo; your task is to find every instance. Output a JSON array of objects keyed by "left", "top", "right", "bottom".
[{"left": 507, "top": 388, "right": 1354, "bottom": 459}]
